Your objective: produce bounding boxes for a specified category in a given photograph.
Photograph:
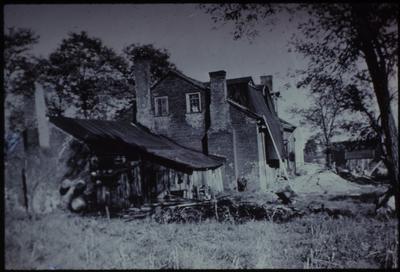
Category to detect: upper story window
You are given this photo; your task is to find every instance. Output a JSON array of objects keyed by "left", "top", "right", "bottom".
[
  {"left": 186, "top": 92, "right": 201, "bottom": 113},
  {"left": 154, "top": 96, "right": 169, "bottom": 116}
]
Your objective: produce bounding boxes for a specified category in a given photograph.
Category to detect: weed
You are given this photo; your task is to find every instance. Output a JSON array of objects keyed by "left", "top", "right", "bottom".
[{"left": 4, "top": 210, "right": 398, "bottom": 269}]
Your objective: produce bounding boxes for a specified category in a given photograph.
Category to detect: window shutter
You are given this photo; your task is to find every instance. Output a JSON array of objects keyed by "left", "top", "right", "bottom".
[
  {"left": 154, "top": 98, "right": 159, "bottom": 116},
  {"left": 197, "top": 93, "right": 201, "bottom": 112},
  {"left": 186, "top": 93, "right": 190, "bottom": 113},
  {"left": 165, "top": 97, "right": 169, "bottom": 115}
]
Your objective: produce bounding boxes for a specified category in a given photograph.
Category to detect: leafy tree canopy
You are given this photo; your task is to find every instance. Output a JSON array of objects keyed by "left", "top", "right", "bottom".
[
  {"left": 40, "top": 31, "right": 131, "bottom": 118},
  {"left": 4, "top": 27, "right": 40, "bottom": 134},
  {"left": 123, "top": 43, "right": 177, "bottom": 85}
]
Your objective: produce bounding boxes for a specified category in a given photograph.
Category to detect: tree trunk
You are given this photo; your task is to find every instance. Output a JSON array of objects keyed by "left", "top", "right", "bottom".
[
  {"left": 349, "top": 11, "right": 399, "bottom": 264},
  {"left": 325, "top": 143, "right": 332, "bottom": 169},
  {"left": 351, "top": 5, "right": 399, "bottom": 222},
  {"left": 356, "top": 29, "right": 399, "bottom": 217},
  {"left": 325, "top": 149, "right": 331, "bottom": 169}
]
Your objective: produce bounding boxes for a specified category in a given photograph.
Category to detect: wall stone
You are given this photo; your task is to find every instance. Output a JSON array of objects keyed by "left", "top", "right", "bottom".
[
  {"left": 151, "top": 73, "right": 207, "bottom": 152},
  {"left": 209, "top": 71, "right": 230, "bottom": 132},
  {"left": 208, "top": 130, "right": 235, "bottom": 190},
  {"left": 230, "top": 106, "right": 261, "bottom": 190},
  {"left": 185, "top": 112, "right": 203, "bottom": 129},
  {"left": 134, "top": 58, "right": 154, "bottom": 130},
  {"left": 153, "top": 116, "right": 172, "bottom": 134}
]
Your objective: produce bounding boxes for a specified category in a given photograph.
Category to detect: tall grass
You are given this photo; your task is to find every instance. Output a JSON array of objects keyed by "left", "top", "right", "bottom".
[{"left": 5, "top": 211, "right": 398, "bottom": 269}]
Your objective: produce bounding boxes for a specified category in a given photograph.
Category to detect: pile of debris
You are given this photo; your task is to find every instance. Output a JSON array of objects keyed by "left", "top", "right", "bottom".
[
  {"left": 119, "top": 191, "right": 305, "bottom": 224},
  {"left": 60, "top": 178, "right": 93, "bottom": 212}
]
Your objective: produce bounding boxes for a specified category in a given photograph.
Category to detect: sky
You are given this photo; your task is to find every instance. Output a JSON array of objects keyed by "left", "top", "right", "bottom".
[{"left": 4, "top": 4, "right": 397, "bottom": 144}]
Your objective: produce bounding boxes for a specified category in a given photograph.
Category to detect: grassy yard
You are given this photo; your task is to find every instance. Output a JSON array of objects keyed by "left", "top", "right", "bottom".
[{"left": 5, "top": 211, "right": 398, "bottom": 269}]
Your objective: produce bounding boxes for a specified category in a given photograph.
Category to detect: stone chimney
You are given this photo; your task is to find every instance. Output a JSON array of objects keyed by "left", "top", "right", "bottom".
[
  {"left": 134, "top": 57, "right": 153, "bottom": 129},
  {"left": 260, "top": 75, "right": 278, "bottom": 116},
  {"left": 34, "top": 82, "right": 50, "bottom": 148},
  {"left": 209, "top": 70, "right": 230, "bottom": 131},
  {"left": 208, "top": 70, "right": 234, "bottom": 190}
]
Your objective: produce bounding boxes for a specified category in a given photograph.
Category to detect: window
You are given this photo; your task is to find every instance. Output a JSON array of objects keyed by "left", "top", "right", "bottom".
[
  {"left": 186, "top": 92, "right": 201, "bottom": 113},
  {"left": 154, "top": 96, "right": 168, "bottom": 116}
]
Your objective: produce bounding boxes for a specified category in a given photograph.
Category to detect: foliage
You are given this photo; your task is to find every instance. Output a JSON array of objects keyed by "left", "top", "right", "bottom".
[
  {"left": 40, "top": 31, "right": 132, "bottom": 119},
  {"left": 304, "top": 138, "right": 318, "bottom": 156},
  {"left": 201, "top": 2, "right": 399, "bottom": 195},
  {"left": 290, "top": 88, "right": 344, "bottom": 167},
  {"left": 4, "top": 27, "right": 40, "bottom": 134},
  {"left": 199, "top": 3, "right": 278, "bottom": 40},
  {"left": 292, "top": 3, "right": 398, "bottom": 187},
  {"left": 123, "top": 43, "right": 177, "bottom": 85},
  {"left": 4, "top": 27, "right": 39, "bottom": 96},
  {"left": 5, "top": 212, "right": 397, "bottom": 269},
  {"left": 40, "top": 38, "right": 177, "bottom": 119}
]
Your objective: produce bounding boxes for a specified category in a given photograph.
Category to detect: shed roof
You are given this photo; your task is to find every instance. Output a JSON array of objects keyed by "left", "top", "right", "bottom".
[{"left": 49, "top": 116, "right": 224, "bottom": 172}]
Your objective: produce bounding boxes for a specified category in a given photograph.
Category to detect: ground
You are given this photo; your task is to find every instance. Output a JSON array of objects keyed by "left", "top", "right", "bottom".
[{"left": 4, "top": 163, "right": 399, "bottom": 269}]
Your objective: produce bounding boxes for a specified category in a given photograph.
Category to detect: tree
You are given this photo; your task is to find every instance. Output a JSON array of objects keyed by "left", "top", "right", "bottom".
[
  {"left": 304, "top": 138, "right": 318, "bottom": 157},
  {"left": 292, "top": 3, "right": 398, "bottom": 188},
  {"left": 40, "top": 31, "right": 132, "bottom": 119},
  {"left": 199, "top": 4, "right": 277, "bottom": 41},
  {"left": 123, "top": 43, "right": 177, "bottom": 84},
  {"left": 290, "top": 89, "right": 344, "bottom": 168},
  {"left": 201, "top": 2, "right": 399, "bottom": 217},
  {"left": 115, "top": 43, "right": 177, "bottom": 120},
  {"left": 296, "top": 71, "right": 387, "bottom": 166},
  {"left": 4, "top": 27, "right": 39, "bottom": 135}
]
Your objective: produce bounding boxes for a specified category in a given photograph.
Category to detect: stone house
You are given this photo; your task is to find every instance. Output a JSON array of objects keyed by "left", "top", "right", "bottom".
[
  {"left": 13, "top": 58, "right": 289, "bottom": 213},
  {"left": 127, "top": 57, "right": 288, "bottom": 192}
]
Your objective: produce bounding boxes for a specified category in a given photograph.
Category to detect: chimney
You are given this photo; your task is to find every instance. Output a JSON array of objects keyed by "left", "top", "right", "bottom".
[
  {"left": 260, "top": 75, "right": 278, "bottom": 115},
  {"left": 34, "top": 82, "right": 50, "bottom": 148},
  {"left": 134, "top": 57, "right": 153, "bottom": 129},
  {"left": 209, "top": 70, "right": 230, "bottom": 131}
]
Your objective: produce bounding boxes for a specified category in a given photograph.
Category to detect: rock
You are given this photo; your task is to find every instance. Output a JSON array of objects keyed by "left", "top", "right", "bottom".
[
  {"left": 60, "top": 178, "right": 87, "bottom": 211},
  {"left": 60, "top": 179, "right": 74, "bottom": 195},
  {"left": 70, "top": 196, "right": 86, "bottom": 212},
  {"left": 387, "top": 196, "right": 395, "bottom": 211},
  {"left": 61, "top": 186, "right": 75, "bottom": 210}
]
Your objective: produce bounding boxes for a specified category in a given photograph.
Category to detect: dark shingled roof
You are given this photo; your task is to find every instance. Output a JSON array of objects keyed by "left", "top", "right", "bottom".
[
  {"left": 206, "top": 76, "right": 285, "bottom": 160},
  {"left": 203, "top": 77, "right": 254, "bottom": 107},
  {"left": 246, "top": 84, "right": 285, "bottom": 160},
  {"left": 50, "top": 116, "right": 224, "bottom": 172},
  {"left": 151, "top": 70, "right": 207, "bottom": 91}
]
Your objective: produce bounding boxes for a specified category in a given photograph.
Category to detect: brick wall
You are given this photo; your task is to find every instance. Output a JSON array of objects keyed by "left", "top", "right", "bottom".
[
  {"left": 151, "top": 74, "right": 207, "bottom": 152},
  {"left": 208, "top": 130, "right": 235, "bottom": 189},
  {"left": 230, "top": 106, "right": 260, "bottom": 190},
  {"left": 134, "top": 58, "right": 153, "bottom": 129}
]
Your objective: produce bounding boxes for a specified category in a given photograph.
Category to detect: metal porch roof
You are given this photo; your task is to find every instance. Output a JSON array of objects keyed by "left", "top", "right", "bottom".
[{"left": 50, "top": 116, "right": 224, "bottom": 171}]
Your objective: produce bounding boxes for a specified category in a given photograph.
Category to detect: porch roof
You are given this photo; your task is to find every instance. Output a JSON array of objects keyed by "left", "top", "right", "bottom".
[{"left": 49, "top": 116, "right": 224, "bottom": 172}]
